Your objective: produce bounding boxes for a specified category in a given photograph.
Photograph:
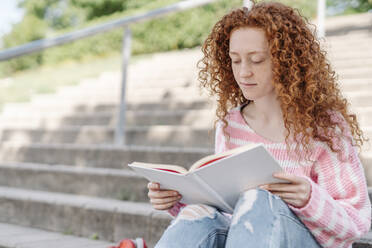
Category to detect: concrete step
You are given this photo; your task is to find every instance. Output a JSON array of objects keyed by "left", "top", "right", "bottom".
[
  {"left": 330, "top": 52, "right": 372, "bottom": 61},
  {"left": 332, "top": 58, "right": 372, "bottom": 70},
  {"left": 325, "top": 31, "right": 372, "bottom": 44},
  {"left": 327, "top": 42, "right": 372, "bottom": 52},
  {"left": 363, "top": 126, "right": 372, "bottom": 140},
  {"left": 0, "top": 223, "right": 115, "bottom": 248},
  {"left": 0, "top": 125, "right": 215, "bottom": 147},
  {"left": 28, "top": 87, "right": 208, "bottom": 106},
  {"left": 328, "top": 42, "right": 372, "bottom": 52},
  {"left": 336, "top": 68, "right": 372, "bottom": 80},
  {"left": 327, "top": 34, "right": 372, "bottom": 51},
  {"left": 70, "top": 72, "right": 198, "bottom": 91},
  {"left": 337, "top": 68, "right": 372, "bottom": 80},
  {"left": 0, "top": 142, "right": 212, "bottom": 169},
  {"left": 328, "top": 48, "right": 372, "bottom": 60},
  {"left": 326, "top": 27, "right": 372, "bottom": 37},
  {"left": 340, "top": 79, "right": 372, "bottom": 92},
  {"left": 1, "top": 99, "right": 213, "bottom": 116},
  {"left": 345, "top": 91, "right": 372, "bottom": 108},
  {"left": 0, "top": 186, "right": 171, "bottom": 247},
  {"left": 0, "top": 162, "right": 148, "bottom": 202},
  {"left": 355, "top": 107, "right": 372, "bottom": 126},
  {"left": 0, "top": 109, "right": 215, "bottom": 128}
]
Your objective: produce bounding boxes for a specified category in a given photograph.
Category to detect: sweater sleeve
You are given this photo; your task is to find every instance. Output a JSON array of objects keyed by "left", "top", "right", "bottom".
[
  {"left": 288, "top": 135, "right": 371, "bottom": 247},
  {"left": 167, "top": 202, "right": 187, "bottom": 218},
  {"left": 166, "top": 121, "right": 228, "bottom": 218}
]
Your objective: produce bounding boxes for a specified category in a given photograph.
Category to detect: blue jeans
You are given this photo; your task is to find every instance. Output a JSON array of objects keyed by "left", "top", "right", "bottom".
[{"left": 155, "top": 188, "right": 322, "bottom": 248}]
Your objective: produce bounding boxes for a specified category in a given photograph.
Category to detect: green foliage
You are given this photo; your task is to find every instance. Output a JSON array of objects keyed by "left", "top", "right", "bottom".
[
  {"left": 327, "top": 0, "right": 372, "bottom": 15},
  {"left": 90, "top": 233, "right": 99, "bottom": 240},
  {"left": 70, "top": 0, "right": 126, "bottom": 20},
  {"left": 63, "top": 228, "right": 74, "bottom": 235},
  {"left": 18, "top": 0, "right": 60, "bottom": 19},
  {"left": 18, "top": 0, "right": 86, "bottom": 29},
  {"left": 277, "top": 0, "right": 317, "bottom": 18},
  {"left": 1, "top": 15, "right": 47, "bottom": 74}
]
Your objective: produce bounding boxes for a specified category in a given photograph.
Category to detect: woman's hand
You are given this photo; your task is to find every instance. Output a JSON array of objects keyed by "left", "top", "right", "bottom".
[
  {"left": 147, "top": 182, "right": 182, "bottom": 210},
  {"left": 259, "top": 173, "right": 311, "bottom": 208}
]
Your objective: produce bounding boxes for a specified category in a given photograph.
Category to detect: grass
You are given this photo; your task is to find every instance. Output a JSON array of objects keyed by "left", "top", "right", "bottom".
[{"left": 0, "top": 50, "right": 154, "bottom": 112}]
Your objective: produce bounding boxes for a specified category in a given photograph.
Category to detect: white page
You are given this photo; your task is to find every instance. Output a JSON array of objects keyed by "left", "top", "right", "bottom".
[
  {"left": 128, "top": 164, "right": 222, "bottom": 206},
  {"left": 192, "top": 145, "right": 289, "bottom": 211}
]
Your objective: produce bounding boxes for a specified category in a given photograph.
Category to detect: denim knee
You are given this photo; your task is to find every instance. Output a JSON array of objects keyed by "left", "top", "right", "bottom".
[
  {"left": 155, "top": 204, "right": 230, "bottom": 248},
  {"left": 230, "top": 188, "right": 287, "bottom": 226},
  {"left": 227, "top": 188, "right": 320, "bottom": 248}
]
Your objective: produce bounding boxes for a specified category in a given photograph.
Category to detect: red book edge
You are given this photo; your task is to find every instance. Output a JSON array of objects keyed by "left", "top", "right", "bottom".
[{"left": 154, "top": 155, "right": 229, "bottom": 174}]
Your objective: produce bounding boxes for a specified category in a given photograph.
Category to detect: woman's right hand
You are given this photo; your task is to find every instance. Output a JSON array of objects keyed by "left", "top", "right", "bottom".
[{"left": 147, "top": 182, "right": 182, "bottom": 210}]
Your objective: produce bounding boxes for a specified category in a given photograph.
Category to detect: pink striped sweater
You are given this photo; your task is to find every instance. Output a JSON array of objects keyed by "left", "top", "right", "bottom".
[{"left": 167, "top": 105, "right": 371, "bottom": 248}]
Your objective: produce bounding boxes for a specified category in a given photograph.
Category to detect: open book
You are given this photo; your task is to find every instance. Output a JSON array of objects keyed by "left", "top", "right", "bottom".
[{"left": 128, "top": 144, "right": 289, "bottom": 214}]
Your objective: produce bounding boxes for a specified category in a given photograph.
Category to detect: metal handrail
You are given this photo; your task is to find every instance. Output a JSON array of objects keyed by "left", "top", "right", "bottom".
[
  {"left": 317, "top": 0, "right": 326, "bottom": 38},
  {"left": 0, "top": 0, "right": 215, "bottom": 146},
  {"left": 0, "top": 0, "right": 214, "bottom": 61}
]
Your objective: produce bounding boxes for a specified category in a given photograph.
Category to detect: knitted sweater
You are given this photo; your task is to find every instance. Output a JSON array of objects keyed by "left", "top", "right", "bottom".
[{"left": 167, "top": 105, "right": 371, "bottom": 248}]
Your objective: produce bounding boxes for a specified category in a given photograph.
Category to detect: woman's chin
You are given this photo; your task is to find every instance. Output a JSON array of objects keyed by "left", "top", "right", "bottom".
[{"left": 242, "top": 93, "right": 258, "bottom": 101}]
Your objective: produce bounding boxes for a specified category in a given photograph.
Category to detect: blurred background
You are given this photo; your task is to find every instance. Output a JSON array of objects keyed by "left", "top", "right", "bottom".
[
  {"left": 0, "top": 0, "right": 371, "bottom": 247},
  {"left": 0, "top": 0, "right": 371, "bottom": 108}
]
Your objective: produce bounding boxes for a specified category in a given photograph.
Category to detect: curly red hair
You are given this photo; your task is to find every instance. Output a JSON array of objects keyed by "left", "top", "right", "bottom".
[{"left": 198, "top": 1, "right": 367, "bottom": 160}]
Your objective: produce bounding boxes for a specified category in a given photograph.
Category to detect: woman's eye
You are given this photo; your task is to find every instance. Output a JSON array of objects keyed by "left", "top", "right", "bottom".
[
  {"left": 232, "top": 60, "right": 241, "bottom": 64},
  {"left": 251, "top": 57, "right": 265, "bottom": 64},
  {"left": 252, "top": 60, "right": 263, "bottom": 64}
]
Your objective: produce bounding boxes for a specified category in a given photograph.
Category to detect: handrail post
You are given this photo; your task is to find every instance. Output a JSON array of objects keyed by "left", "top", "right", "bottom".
[
  {"left": 114, "top": 26, "right": 132, "bottom": 146},
  {"left": 243, "top": 0, "right": 253, "bottom": 9},
  {"left": 317, "top": 0, "right": 326, "bottom": 38}
]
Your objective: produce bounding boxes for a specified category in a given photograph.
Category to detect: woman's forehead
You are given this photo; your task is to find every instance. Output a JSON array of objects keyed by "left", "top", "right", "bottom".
[{"left": 229, "top": 27, "right": 268, "bottom": 53}]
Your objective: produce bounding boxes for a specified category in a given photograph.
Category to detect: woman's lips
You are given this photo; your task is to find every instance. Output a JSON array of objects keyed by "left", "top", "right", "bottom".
[{"left": 240, "top": 82, "right": 257, "bottom": 87}]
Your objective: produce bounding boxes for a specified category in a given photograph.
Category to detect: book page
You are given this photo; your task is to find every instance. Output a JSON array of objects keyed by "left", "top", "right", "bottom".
[
  {"left": 128, "top": 163, "right": 217, "bottom": 205},
  {"left": 191, "top": 145, "right": 289, "bottom": 211},
  {"left": 189, "top": 143, "right": 260, "bottom": 172},
  {"left": 191, "top": 173, "right": 234, "bottom": 213},
  {"left": 129, "top": 162, "right": 188, "bottom": 174}
]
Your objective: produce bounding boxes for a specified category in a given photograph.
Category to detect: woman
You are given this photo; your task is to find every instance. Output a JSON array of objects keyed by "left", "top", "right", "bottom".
[{"left": 148, "top": 2, "right": 371, "bottom": 247}]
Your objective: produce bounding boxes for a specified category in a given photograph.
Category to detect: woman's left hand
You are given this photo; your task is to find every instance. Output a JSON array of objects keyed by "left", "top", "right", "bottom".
[{"left": 259, "top": 173, "right": 311, "bottom": 208}]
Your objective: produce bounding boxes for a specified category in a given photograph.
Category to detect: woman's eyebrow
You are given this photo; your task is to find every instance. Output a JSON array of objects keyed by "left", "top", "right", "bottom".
[{"left": 229, "top": 50, "right": 266, "bottom": 55}]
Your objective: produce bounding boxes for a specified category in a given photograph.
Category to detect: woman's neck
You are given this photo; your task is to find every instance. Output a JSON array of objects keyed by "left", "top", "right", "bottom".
[{"left": 246, "top": 96, "right": 283, "bottom": 125}]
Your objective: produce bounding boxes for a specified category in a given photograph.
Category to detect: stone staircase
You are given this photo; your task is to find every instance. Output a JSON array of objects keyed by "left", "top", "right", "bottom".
[{"left": 0, "top": 13, "right": 371, "bottom": 248}]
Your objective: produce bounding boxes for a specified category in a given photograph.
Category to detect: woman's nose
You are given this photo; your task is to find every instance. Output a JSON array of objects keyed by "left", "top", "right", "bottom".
[{"left": 239, "top": 66, "right": 253, "bottom": 78}]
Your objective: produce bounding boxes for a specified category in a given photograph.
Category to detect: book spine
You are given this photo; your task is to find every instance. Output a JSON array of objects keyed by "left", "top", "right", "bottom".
[{"left": 192, "top": 173, "right": 234, "bottom": 213}]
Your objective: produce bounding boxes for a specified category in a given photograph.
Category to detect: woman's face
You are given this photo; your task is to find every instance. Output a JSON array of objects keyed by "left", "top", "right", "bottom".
[{"left": 229, "top": 27, "right": 275, "bottom": 101}]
